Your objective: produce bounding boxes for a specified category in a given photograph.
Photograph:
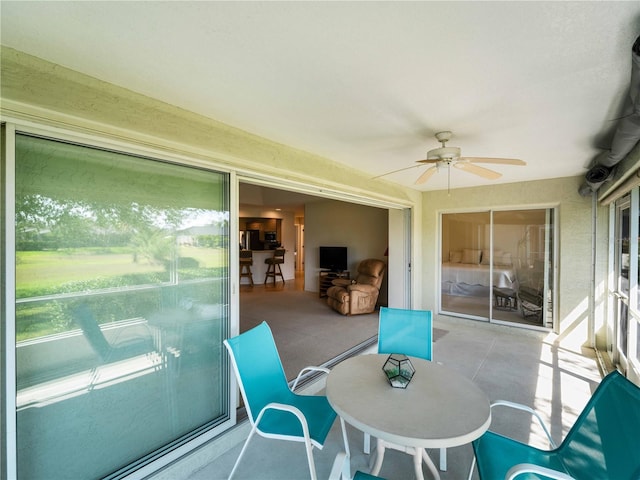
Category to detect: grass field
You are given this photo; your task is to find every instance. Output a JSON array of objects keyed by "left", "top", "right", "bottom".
[
  {"left": 15, "top": 246, "right": 228, "bottom": 341},
  {"left": 16, "top": 246, "right": 227, "bottom": 292}
]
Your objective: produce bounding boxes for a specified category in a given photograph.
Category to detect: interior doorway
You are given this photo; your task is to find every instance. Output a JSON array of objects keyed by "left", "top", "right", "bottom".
[{"left": 238, "top": 180, "right": 407, "bottom": 377}]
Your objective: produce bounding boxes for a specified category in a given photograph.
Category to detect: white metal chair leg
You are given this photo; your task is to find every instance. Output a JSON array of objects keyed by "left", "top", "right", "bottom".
[
  {"left": 303, "top": 434, "right": 318, "bottom": 480},
  {"left": 421, "top": 448, "right": 440, "bottom": 480},
  {"left": 228, "top": 423, "right": 258, "bottom": 479},
  {"left": 340, "top": 417, "right": 351, "bottom": 459},
  {"left": 412, "top": 448, "right": 425, "bottom": 480},
  {"left": 370, "top": 438, "right": 386, "bottom": 476},
  {"left": 440, "top": 447, "right": 447, "bottom": 471},
  {"left": 364, "top": 432, "right": 371, "bottom": 454},
  {"left": 468, "top": 456, "right": 476, "bottom": 480}
]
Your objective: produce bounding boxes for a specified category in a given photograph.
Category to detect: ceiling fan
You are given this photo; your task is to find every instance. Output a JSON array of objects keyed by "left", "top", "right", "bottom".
[{"left": 376, "top": 131, "right": 526, "bottom": 188}]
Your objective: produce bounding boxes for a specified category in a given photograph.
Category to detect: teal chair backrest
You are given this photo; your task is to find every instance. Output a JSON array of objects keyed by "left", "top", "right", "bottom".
[
  {"left": 377, "top": 307, "right": 433, "bottom": 361},
  {"left": 225, "top": 322, "right": 292, "bottom": 423},
  {"left": 558, "top": 370, "right": 640, "bottom": 479}
]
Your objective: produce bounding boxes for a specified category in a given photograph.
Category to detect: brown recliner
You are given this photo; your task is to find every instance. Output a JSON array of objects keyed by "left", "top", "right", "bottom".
[{"left": 326, "top": 258, "right": 386, "bottom": 315}]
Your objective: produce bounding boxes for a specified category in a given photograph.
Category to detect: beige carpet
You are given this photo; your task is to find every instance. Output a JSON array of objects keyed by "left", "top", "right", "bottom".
[{"left": 240, "top": 276, "right": 379, "bottom": 380}]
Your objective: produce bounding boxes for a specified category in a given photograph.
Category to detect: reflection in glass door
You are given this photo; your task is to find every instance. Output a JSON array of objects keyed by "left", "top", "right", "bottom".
[
  {"left": 441, "top": 212, "right": 490, "bottom": 320},
  {"left": 632, "top": 190, "right": 640, "bottom": 380},
  {"left": 12, "top": 134, "right": 231, "bottom": 478},
  {"left": 614, "top": 197, "right": 630, "bottom": 372},
  {"left": 440, "top": 208, "right": 555, "bottom": 329}
]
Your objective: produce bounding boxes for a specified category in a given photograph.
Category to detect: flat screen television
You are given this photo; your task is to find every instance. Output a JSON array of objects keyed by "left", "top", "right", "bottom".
[{"left": 319, "top": 246, "right": 348, "bottom": 272}]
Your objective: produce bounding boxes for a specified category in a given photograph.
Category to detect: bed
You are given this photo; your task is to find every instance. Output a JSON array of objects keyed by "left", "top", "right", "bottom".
[{"left": 441, "top": 249, "right": 518, "bottom": 296}]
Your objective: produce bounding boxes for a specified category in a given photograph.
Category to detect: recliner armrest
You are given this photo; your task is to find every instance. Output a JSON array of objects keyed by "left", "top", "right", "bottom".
[{"left": 348, "top": 284, "right": 378, "bottom": 294}]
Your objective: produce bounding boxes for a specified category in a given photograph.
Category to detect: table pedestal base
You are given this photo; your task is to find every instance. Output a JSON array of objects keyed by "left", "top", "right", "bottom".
[{"left": 370, "top": 438, "right": 440, "bottom": 480}]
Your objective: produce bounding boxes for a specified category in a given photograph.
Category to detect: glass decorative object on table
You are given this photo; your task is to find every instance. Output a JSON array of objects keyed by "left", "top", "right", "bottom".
[{"left": 382, "top": 353, "right": 415, "bottom": 388}]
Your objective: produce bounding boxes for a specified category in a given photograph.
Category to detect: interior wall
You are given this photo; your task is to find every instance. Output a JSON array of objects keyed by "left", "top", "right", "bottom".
[
  {"left": 422, "top": 176, "right": 608, "bottom": 348},
  {"left": 304, "top": 200, "right": 388, "bottom": 302}
]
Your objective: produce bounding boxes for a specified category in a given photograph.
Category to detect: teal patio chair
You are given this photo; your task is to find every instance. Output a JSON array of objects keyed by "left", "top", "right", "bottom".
[
  {"left": 224, "top": 321, "right": 350, "bottom": 480},
  {"left": 469, "top": 370, "right": 640, "bottom": 480},
  {"left": 366, "top": 308, "right": 446, "bottom": 471}
]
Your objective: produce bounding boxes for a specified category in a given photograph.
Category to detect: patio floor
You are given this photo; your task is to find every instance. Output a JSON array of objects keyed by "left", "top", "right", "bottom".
[{"left": 151, "top": 311, "right": 607, "bottom": 480}]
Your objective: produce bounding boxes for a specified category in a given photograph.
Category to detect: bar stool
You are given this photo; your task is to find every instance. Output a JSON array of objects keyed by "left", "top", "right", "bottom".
[
  {"left": 264, "top": 248, "right": 286, "bottom": 284},
  {"left": 239, "top": 250, "right": 254, "bottom": 286}
]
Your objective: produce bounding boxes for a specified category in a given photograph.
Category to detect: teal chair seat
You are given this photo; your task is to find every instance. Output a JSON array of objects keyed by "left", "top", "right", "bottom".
[
  {"left": 224, "top": 321, "right": 349, "bottom": 480},
  {"left": 473, "top": 431, "right": 567, "bottom": 479},
  {"left": 250, "top": 392, "right": 337, "bottom": 441},
  {"left": 470, "top": 370, "right": 640, "bottom": 480},
  {"left": 353, "top": 472, "right": 385, "bottom": 480}
]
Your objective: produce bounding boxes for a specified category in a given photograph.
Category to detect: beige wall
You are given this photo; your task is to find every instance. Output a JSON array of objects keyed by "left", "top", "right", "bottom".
[
  {"left": 304, "top": 200, "right": 388, "bottom": 301},
  {"left": 422, "top": 176, "right": 609, "bottom": 346}
]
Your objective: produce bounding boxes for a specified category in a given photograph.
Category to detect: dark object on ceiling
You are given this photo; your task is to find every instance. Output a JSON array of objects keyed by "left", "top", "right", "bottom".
[{"left": 580, "top": 35, "right": 640, "bottom": 196}]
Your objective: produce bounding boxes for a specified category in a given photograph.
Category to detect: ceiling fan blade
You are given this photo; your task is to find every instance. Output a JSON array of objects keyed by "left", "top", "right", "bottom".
[
  {"left": 417, "top": 158, "right": 439, "bottom": 164},
  {"left": 372, "top": 163, "right": 423, "bottom": 179},
  {"left": 463, "top": 157, "right": 526, "bottom": 166},
  {"left": 415, "top": 166, "right": 438, "bottom": 184},
  {"left": 454, "top": 162, "right": 502, "bottom": 180}
]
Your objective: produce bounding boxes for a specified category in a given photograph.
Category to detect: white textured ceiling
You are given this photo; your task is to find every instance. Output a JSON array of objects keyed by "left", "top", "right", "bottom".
[{"left": 2, "top": 1, "right": 639, "bottom": 192}]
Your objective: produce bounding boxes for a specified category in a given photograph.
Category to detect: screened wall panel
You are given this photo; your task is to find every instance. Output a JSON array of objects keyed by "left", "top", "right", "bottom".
[{"left": 14, "top": 134, "right": 231, "bottom": 478}]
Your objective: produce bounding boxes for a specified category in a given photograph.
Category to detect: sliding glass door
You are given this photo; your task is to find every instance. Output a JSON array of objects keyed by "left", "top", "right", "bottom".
[
  {"left": 441, "top": 211, "right": 491, "bottom": 319},
  {"left": 440, "top": 208, "right": 555, "bottom": 329},
  {"left": 11, "top": 133, "right": 231, "bottom": 478},
  {"left": 612, "top": 192, "right": 640, "bottom": 382},
  {"left": 613, "top": 197, "right": 630, "bottom": 373}
]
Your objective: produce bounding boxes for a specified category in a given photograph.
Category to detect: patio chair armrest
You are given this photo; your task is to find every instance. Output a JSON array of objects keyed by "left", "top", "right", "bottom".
[
  {"left": 491, "top": 400, "right": 556, "bottom": 448},
  {"left": 506, "top": 463, "right": 575, "bottom": 480},
  {"left": 292, "top": 366, "right": 330, "bottom": 391},
  {"left": 328, "top": 451, "right": 351, "bottom": 480}
]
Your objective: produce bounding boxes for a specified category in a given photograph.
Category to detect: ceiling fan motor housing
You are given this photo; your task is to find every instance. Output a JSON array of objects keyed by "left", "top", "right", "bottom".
[{"left": 427, "top": 146, "right": 461, "bottom": 161}]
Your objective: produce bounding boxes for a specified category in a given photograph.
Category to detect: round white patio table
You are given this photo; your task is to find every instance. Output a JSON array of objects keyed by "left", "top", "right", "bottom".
[{"left": 326, "top": 354, "right": 491, "bottom": 480}]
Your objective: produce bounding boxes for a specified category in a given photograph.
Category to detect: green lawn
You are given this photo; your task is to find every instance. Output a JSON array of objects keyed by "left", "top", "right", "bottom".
[
  {"left": 16, "top": 246, "right": 228, "bottom": 293},
  {"left": 15, "top": 246, "right": 228, "bottom": 341}
]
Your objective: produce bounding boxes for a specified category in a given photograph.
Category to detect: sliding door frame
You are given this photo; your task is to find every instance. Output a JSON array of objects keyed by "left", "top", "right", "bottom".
[
  {"left": 611, "top": 191, "right": 640, "bottom": 384},
  {"left": 439, "top": 205, "right": 558, "bottom": 332}
]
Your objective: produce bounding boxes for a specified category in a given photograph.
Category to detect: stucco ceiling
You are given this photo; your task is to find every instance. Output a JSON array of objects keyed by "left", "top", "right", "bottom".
[{"left": 2, "top": 1, "right": 639, "bottom": 193}]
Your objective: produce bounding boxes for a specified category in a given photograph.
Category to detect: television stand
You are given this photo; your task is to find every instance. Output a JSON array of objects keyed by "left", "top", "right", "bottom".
[{"left": 318, "top": 270, "right": 350, "bottom": 298}]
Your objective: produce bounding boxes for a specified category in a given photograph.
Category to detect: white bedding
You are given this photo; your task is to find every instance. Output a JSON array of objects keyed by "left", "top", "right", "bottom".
[{"left": 441, "top": 262, "right": 517, "bottom": 289}]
